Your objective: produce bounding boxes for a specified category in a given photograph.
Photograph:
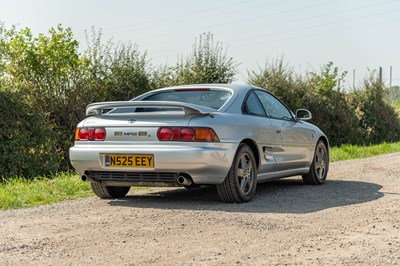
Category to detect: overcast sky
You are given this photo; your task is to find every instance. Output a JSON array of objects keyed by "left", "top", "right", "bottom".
[{"left": 1, "top": 0, "right": 399, "bottom": 86}]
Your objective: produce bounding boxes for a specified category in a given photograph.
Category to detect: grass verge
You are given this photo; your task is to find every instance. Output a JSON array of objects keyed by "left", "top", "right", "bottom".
[
  {"left": 0, "top": 173, "right": 92, "bottom": 211},
  {"left": 330, "top": 142, "right": 400, "bottom": 162},
  {"left": 1, "top": 142, "right": 400, "bottom": 211}
]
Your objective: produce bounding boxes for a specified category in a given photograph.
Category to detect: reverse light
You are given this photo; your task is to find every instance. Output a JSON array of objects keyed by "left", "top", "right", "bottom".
[
  {"left": 157, "top": 127, "right": 219, "bottom": 142},
  {"left": 75, "top": 128, "right": 106, "bottom": 141}
]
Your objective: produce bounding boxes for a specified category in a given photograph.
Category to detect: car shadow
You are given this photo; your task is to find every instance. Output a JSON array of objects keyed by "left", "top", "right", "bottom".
[{"left": 107, "top": 178, "right": 384, "bottom": 214}]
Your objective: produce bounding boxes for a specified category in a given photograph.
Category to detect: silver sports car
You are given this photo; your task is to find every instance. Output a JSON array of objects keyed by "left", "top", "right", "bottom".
[{"left": 69, "top": 84, "right": 329, "bottom": 203}]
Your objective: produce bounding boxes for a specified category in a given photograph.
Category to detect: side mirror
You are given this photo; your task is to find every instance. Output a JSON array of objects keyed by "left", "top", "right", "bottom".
[{"left": 296, "top": 109, "right": 312, "bottom": 121}]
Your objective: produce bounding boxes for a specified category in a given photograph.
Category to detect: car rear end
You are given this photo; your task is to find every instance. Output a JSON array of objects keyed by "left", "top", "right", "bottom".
[{"left": 69, "top": 87, "right": 238, "bottom": 189}]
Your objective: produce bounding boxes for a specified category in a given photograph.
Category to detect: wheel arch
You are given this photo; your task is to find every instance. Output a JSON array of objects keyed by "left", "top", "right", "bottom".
[
  {"left": 317, "top": 135, "right": 331, "bottom": 171},
  {"left": 240, "top": 138, "right": 260, "bottom": 169},
  {"left": 317, "top": 135, "right": 330, "bottom": 161}
]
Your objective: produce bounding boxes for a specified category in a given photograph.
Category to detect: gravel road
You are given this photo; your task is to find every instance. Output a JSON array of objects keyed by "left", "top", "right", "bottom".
[{"left": 1, "top": 153, "right": 400, "bottom": 265}]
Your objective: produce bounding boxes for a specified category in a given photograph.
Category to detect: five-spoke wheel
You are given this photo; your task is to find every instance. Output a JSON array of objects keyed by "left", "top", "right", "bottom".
[
  {"left": 302, "top": 140, "right": 329, "bottom": 185},
  {"left": 217, "top": 144, "right": 257, "bottom": 203}
]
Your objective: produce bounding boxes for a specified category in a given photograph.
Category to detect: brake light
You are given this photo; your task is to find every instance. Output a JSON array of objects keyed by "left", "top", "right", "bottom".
[
  {"left": 158, "top": 127, "right": 174, "bottom": 141},
  {"left": 174, "top": 88, "right": 211, "bottom": 92},
  {"left": 157, "top": 127, "right": 219, "bottom": 142},
  {"left": 75, "top": 128, "right": 106, "bottom": 141},
  {"left": 180, "top": 128, "right": 195, "bottom": 140},
  {"left": 77, "top": 128, "right": 90, "bottom": 140},
  {"left": 94, "top": 128, "right": 106, "bottom": 140}
]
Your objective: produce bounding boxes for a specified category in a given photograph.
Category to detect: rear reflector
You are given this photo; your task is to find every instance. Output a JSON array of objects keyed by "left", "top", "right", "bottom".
[
  {"left": 75, "top": 128, "right": 106, "bottom": 141},
  {"left": 157, "top": 127, "right": 219, "bottom": 142}
]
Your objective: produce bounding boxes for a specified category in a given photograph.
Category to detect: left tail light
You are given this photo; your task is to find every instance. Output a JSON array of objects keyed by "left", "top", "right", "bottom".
[{"left": 75, "top": 128, "right": 106, "bottom": 141}]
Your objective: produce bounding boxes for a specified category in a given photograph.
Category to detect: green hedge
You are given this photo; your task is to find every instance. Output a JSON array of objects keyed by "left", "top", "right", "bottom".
[{"left": 0, "top": 90, "right": 59, "bottom": 179}]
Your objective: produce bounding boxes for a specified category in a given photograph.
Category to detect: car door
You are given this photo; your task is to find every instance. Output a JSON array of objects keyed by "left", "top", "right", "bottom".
[
  {"left": 242, "top": 91, "right": 277, "bottom": 174},
  {"left": 253, "top": 90, "right": 314, "bottom": 171}
]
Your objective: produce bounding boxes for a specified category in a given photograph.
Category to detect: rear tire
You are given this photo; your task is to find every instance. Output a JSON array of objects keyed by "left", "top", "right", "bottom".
[
  {"left": 90, "top": 182, "right": 130, "bottom": 198},
  {"left": 302, "top": 140, "right": 329, "bottom": 185},
  {"left": 217, "top": 144, "right": 257, "bottom": 203}
]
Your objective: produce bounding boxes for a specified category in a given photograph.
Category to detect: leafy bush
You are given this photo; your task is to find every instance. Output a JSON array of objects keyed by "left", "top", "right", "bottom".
[
  {"left": 154, "top": 32, "right": 238, "bottom": 87},
  {"left": 349, "top": 72, "right": 400, "bottom": 144},
  {"left": 0, "top": 89, "right": 59, "bottom": 179},
  {"left": 2, "top": 25, "right": 88, "bottom": 170},
  {"left": 248, "top": 57, "right": 307, "bottom": 110},
  {"left": 84, "top": 28, "right": 153, "bottom": 101},
  {"left": 305, "top": 63, "right": 363, "bottom": 146},
  {"left": 1, "top": 26, "right": 153, "bottom": 172}
]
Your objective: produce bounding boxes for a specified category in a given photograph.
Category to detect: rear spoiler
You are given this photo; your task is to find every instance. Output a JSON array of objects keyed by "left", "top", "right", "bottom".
[{"left": 86, "top": 101, "right": 215, "bottom": 116}]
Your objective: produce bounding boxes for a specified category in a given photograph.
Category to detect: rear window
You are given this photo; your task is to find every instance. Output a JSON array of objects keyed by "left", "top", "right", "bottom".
[{"left": 143, "top": 89, "right": 232, "bottom": 109}]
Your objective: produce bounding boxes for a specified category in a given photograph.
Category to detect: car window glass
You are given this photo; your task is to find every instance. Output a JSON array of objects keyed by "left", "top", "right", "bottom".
[
  {"left": 254, "top": 90, "right": 293, "bottom": 120},
  {"left": 243, "top": 91, "right": 266, "bottom": 116},
  {"left": 143, "top": 89, "right": 231, "bottom": 109}
]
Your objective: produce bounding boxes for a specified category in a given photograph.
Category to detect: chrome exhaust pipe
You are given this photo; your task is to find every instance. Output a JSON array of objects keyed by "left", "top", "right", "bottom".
[
  {"left": 177, "top": 175, "right": 193, "bottom": 186},
  {"left": 81, "top": 174, "right": 93, "bottom": 182}
]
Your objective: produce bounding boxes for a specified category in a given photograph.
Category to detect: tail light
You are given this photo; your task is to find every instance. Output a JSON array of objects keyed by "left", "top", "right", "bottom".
[
  {"left": 157, "top": 127, "right": 219, "bottom": 142},
  {"left": 75, "top": 128, "right": 106, "bottom": 141}
]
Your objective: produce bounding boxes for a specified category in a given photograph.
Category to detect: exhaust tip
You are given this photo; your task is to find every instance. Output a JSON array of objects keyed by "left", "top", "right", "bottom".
[
  {"left": 177, "top": 175, "right": 193, "bottom": 186},
  {"left": 81, "top": 175, "right": 88, "bottom": 182}
]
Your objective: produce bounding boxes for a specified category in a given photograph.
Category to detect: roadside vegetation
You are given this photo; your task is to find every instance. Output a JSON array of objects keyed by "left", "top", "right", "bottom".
[
  {"left": 0, "top": 174, "right": 91, "bottom": 210},
  {"left": 330, "top": 142, "right": 400, "bottom": 162},
  {"left": 1, "top": 22, "right": 400, "bottom": 201}
]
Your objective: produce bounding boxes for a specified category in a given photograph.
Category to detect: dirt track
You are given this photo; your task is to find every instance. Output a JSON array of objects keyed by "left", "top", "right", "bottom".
[{"left": 1, "top": 153, "right": 400, "bottom": 265}]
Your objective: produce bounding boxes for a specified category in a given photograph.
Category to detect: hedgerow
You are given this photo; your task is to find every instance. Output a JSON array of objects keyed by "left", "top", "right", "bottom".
[{"left": 0, "top": 23, "right": 398, "bottom": 180}]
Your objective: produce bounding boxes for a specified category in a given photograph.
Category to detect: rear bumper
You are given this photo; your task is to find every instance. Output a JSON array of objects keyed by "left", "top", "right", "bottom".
[{"left": 69, "top": 142, "right": 237, "bottom": 185}]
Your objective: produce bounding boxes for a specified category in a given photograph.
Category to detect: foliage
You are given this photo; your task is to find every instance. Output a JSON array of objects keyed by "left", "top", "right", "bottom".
[
  {"left": 248, "top": 57, "right": 306, "bottom": 110},
  {"left": 387, "top": 85, "right": 400, "bottom": 103},
  {"left": 2, "top": 25, "right": 89, "bottom": 170},
  {"left": 0, "top": 89, "right": 59, "bottom": 179},
  {"left": 391, "top": 99, "right": 400, "bottom": 117},
  {"left": 305, "top": 63, "right": 362, "bottom": 146},
  {"left": 1, "top": 26, "right": 153, "bottom": 173},
  {"left": 155, "top": 32, "right": 238, "bottom": 87},
  {"left": 1, "top": 22, "right": 400, "bottom": 180},
  {"left": 84, "top": 28, "right": 152, "bottom": 100},
  {"left": 349, "top": 72, "right": 400, "bottom": 144}
]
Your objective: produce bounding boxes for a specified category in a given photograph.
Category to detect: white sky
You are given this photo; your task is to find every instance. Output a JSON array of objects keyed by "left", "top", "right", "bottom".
[{"left": 1, "top": 0, "right": 399, "bottom": 86}]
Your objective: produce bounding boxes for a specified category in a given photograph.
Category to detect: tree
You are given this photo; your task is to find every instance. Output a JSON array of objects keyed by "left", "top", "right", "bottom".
[
  {"left": 248, "top": 57, "right": 306, "bottom": 110},
  {"left": 349, "top": 71, "right": 400, "bottom": 144},
  {"left": 1, "top": 25, "right": 87, "bottom": 169},
  {"left": 156, "top": 32, "right": 238, "bottom": 87},
  {"left": 84, "top": 28, "right": 152, "bottom": 101}
]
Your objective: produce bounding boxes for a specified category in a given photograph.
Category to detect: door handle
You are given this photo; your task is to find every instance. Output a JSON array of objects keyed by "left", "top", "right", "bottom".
[{"left": 276, "top": 129, "right": 282, "bottom": 133}]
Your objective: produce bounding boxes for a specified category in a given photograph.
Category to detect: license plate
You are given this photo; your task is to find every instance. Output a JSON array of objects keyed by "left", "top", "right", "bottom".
[{"left": 104, "top": 154, "right": 154, "bottom": 168}]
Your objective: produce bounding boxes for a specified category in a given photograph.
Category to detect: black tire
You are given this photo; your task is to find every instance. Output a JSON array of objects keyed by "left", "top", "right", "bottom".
[
  {"left": 90, "top": 182, "right": 130, "bottom": 198},
  {"left": 302, "top": 140, "right": 329, "bottom": 185},
  {"left": 216, "top": 143, "right": 257, "bottom": 203}
]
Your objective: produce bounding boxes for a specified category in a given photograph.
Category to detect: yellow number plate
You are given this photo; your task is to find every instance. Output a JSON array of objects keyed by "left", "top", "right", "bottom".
[{"left": 104, "top": 154, "right": 154, "bottom": 168}]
